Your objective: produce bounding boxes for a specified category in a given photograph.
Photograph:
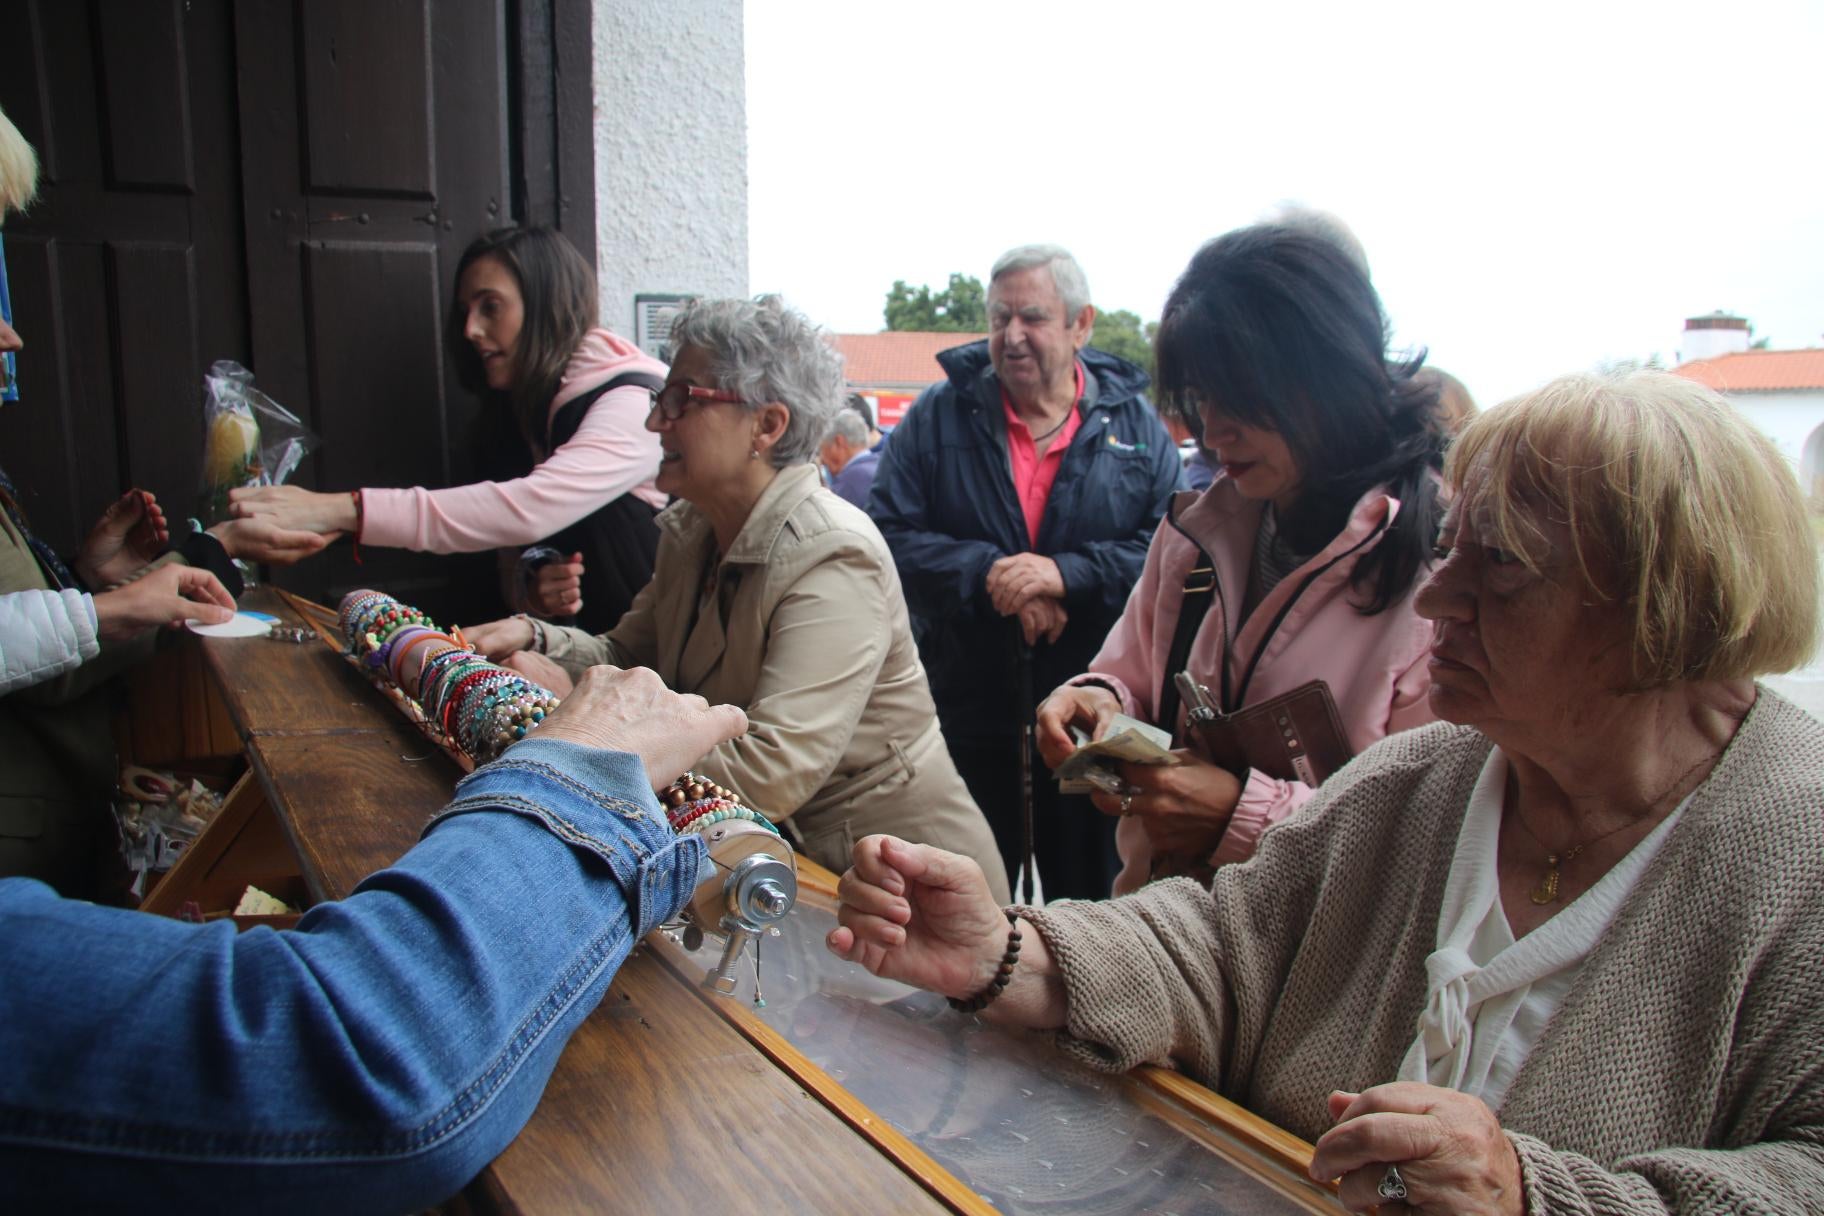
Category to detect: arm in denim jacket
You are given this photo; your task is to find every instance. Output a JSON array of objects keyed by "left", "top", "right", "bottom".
[{"left": 0, "top": 737, "right": 703, "bottom": 1215}]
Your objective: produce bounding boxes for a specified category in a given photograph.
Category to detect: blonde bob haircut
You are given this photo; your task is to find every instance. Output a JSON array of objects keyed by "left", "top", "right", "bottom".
[
  {"left": 1447, "top": 370, "right": 1817, "bottom": 687},
  {"left": 0, "top": 105, "right": 39, "bottom": 221}
]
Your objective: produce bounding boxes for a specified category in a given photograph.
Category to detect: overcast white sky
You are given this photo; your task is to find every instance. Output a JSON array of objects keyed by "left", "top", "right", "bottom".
[{"left": 744, "top": 0, "right": 1823, "bottom": 407}]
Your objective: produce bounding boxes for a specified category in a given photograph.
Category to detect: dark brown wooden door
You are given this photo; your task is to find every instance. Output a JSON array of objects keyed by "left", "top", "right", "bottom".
[
  {"left": 0, "top": 0, "right": 593, "bottom": 623},
  {"left": 234, "top": 0, "right": 511, "bottom": 616},
  {"left": 0, "top": 0, "right": 246, "bottom": 557}
]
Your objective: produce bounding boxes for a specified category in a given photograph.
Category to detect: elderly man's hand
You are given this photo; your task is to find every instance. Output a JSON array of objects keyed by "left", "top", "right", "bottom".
[
  {"left": 1310, "top": 1083, "right": 1523, "bottom": 1215},
  {"left": 93, "top": 565, "right": 235, "bottom": 640},
  {"left": 531, "top": 666, "right": 747, "bottom": 788},
  {"left": 986, "top": 553, "right": 1064, "bottom": 616},
  {"left": 1017, "top": 596, "right": 1067, "bottom": 646}
]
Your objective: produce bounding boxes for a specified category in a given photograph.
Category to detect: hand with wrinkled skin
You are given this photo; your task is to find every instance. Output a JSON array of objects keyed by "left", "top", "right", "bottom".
[
  {"left": 1090, "top": 750, "right": 1243, "bottom": 858},
  {"left": 75, "top": 490, "right": 169, "bottom": 588},
  {"left": 528, "top": 552, "right": 584, "bottom": 618},
  {"left": 527, "top": 665, "right": 747, "bottom": 788},
  {"left": 229, "top": 484, "right": 359, "bottom": 535},
  {"left": 1310, "top": 1083, "right": 1523, "bottom": 1215},
  {"left": 827, "top": 836, "right": 1015, "bottom": 994},
  {"left": 93, "top": 565, "right": 235, "bottom": 640},
  {"left": 986, "top": 552, "right": 1065, "bottom": 616},
  {"left": 503, "top": 649, "right": 575, "bottom": 697},
  {"left": 1017, "top": 596, "right": 1067, "bottom": 645},
  {"left": 465, "top": 616, "right": 536, "bottom": 662},
  {"left": 1034, "top": 682, "right": 1123, "bottom": 769}
]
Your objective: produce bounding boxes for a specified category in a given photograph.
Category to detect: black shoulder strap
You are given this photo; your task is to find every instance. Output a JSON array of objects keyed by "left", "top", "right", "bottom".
[
  {"left": 1155, "top": 494, "right": 1219, "bottom": 735},
  {"left": 547, "top": 370, "right": 667, "bottom": 450}
]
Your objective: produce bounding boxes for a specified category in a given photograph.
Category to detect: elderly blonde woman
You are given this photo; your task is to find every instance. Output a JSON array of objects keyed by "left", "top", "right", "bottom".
[
  {"left": 470, "top": 297, "right": 1008, "bottom": 899},
  {"left": 830, "top": 371, "right": 1823, "bottom": 1212}
]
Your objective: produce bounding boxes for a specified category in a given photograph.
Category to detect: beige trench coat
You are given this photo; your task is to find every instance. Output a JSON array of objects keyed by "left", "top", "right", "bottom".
[{"left": 547, "top": 464, "right": 1009, "bottom": 900}]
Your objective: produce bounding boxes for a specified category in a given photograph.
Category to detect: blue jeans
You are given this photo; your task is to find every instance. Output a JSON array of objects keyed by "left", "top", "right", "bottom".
[{"left": 0, "top": 739, "right": 703, "bottom": 1214}]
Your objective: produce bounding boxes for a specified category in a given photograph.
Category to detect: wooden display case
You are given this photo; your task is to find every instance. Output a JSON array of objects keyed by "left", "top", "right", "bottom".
[{"left": 143, "top": 587, "right": 1340, "bottom": 1213}]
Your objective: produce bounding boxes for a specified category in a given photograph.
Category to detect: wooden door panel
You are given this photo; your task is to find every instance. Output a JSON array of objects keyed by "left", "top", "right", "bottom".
[
  {"left": 0, "top": 0, "right": 242, "bottom": 553},
  {"left": 244, "top": 0, "right": 514, "bottom": 621},
  {"left": 3, "top": 0, "right": 585, "bottom": 629},
  {"left": 110, "top": 242, "right": 202, "bottom": 499},
  {"left": 301, "top": 240, "right": 446, "bottom": 492},
  {"left": 95, "top": 0, "right": 196, "bottom": 192},
  {"left": 299, "top": 1, "right": 438, "bottom": 198}
]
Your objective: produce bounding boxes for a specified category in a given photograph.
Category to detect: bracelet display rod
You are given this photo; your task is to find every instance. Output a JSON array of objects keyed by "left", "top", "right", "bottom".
[{"left": 336, "top": 589, "right": 797, "bottom": 996}]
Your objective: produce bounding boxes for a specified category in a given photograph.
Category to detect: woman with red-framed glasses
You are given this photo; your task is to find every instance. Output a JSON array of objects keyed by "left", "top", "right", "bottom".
[{"left": 467, "top": 296, "right": 1008, "bottom": 898}]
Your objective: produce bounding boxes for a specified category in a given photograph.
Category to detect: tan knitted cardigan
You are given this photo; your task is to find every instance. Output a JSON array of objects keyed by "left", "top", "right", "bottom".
[{"left": 1024, "top": 689, "right": 1824, "bottom": 1213}]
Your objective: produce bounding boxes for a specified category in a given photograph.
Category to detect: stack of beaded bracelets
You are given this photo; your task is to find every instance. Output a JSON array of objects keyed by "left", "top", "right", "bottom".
[
  {"left": 660, "top": 772, "right": 780, "bottom": 839},
  {"left": 337, "top": 590, "right": 561, "bottom": 765}
]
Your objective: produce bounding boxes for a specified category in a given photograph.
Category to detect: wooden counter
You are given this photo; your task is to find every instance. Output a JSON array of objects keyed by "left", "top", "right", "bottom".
[{"left": 170, "top": 588, "right": 1339, "bottom": 1214}]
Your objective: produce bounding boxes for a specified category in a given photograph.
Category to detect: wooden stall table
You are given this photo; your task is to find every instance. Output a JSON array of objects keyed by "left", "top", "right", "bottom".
[{"left": 171, "top": 587, "right": 1341, "bottom": 1214}]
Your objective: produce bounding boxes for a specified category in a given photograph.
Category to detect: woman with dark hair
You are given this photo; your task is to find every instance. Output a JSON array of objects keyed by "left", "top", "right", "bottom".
[
  {"left": 1035, "top": 224, "right": 1445, "bottom": 892},
  {"left": 231, "top": 227, "right": 667, "bottom": 633}
]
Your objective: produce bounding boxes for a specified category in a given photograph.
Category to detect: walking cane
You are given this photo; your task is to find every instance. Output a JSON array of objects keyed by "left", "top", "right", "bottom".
[{"left": 1016, "top": 634, "right": 1036, "bottom": 905}]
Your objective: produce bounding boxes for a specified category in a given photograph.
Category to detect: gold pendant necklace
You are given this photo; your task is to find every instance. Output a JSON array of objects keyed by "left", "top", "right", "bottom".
[
  {"left": 1513, "top": 744, "right": 1723, "bottom": 905},
  {"left": 1528, "top": 845, "right": 1586, "bottom": 905}
]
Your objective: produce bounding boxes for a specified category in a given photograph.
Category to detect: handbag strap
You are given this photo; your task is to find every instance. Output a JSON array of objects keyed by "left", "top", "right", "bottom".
[
  {"left": 546, "top": 370, "right": 667, "bottom": 450},
  {"left": 1156, "top": 495, "right": 1219, "bottom": 736},
  {"left": 1158, "top": 500, "right": 1389, "bottom": 734}
]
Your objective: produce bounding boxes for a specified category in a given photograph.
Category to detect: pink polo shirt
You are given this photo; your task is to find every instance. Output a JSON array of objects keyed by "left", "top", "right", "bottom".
[{"left": 1002, "top": 361, "right": 1085, "bottom": 546}]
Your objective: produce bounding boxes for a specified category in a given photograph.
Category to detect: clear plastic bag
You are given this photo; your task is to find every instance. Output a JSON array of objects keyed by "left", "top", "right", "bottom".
[{"left": 199, "top": 360, "right": 316, "bottom": 523}]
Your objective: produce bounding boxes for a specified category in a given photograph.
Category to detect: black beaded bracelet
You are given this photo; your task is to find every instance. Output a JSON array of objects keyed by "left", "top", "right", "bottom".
[{"left": 947, "top": 909, "right": 1023, "bottom": 1014}]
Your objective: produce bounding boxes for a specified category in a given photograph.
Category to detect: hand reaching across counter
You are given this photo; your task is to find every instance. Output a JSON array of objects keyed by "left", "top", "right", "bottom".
[
  {"left": 93, "top": 565, "right": 234, "bottom": 640},
  {"left": 530, "top": 665, "right": 747, "bottom": 789},
  {"left": 826, "top": 835, "right": 1067, "bottom": 1028}
]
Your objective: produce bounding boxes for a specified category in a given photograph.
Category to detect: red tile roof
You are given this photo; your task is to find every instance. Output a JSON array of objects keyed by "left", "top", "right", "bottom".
[
  {"left": 1673, "top": 350, "right": 1824, "bottom": 392},
  {"left": 830, "top": 331, "right": 984, "bottom": 388}
]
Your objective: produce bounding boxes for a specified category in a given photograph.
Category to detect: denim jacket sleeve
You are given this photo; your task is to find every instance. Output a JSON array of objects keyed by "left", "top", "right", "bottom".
[{"left": 0, "top": 738, "right": 703, "bottom": 1215}]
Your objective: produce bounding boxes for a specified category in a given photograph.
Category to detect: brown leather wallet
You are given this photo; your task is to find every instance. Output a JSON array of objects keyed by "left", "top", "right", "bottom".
[{"left": 1182, "top": 679, "right": 1354, "bottom": 787}]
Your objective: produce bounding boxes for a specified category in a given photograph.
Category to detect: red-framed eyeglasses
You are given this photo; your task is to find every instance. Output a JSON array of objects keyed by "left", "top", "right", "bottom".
[{"left": 648, "top": 383, "right": 745, "bottom": 421}]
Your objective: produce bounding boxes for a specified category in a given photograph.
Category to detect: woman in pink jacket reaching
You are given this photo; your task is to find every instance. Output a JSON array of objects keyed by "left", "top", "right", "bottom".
[
  {"left": 1035, "top": 224, "right": 1448, "bottom": 894},
  {"left": 230, "top": 227, "right": 667, "bottom": 633}
]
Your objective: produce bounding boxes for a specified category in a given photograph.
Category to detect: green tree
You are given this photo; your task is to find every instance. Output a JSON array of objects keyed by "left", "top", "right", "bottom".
[
  {"left": 883, "top": 273, "right": 987, "bottom": 332},
  {"left": 1089, "top": 308, "right": 1157, "bottom": 377}
]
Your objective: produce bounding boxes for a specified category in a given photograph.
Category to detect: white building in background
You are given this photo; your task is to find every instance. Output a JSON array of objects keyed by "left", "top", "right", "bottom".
[
  {"left": 1672, "top": 313, "right": 1824, "bottom": 502},
  {"left": 592, "top": 0, "right": 748, "bottom": 349}
]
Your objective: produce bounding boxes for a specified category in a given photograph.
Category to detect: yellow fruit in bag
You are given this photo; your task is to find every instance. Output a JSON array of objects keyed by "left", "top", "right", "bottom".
[{"left": 205, "top": 409, "right": 262, "bottom": 488}]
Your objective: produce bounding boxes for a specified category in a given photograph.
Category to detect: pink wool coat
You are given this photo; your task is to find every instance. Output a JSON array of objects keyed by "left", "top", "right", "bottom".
[{"left": 1075, "top": 478, "right": 1436, "bottom": 894}]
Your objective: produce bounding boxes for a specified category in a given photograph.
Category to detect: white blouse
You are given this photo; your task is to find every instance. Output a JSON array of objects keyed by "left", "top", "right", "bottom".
[{"left": 1397, "top": 748, "right": 1688, "bottom": 1111}]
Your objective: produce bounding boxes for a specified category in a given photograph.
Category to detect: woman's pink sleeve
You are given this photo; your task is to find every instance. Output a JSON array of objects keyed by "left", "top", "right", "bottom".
[{"left": 359, "top": 387, "right": 660, "bottom": 552}]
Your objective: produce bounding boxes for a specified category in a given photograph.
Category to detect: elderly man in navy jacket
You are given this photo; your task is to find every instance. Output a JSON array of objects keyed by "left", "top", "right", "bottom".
[{"left": 868, "top": 245, "right": 1180, "bottom": 900}]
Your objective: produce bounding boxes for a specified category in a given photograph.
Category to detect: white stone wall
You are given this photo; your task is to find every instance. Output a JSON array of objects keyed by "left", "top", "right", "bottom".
[
  {"left": 592, "top": 0, "right": 748, "bottom": 347},
  {"left": 1728, "top": 390, "right": 1824, "bottom": 497}
]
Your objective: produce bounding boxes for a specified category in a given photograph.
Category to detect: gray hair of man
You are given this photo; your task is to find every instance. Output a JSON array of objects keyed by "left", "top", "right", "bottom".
[
  {"left": 990, "top": 244, "right": 1093, "bottom": 320},
  {"left": 664, "top": 295, "right": 848, "bottom": 469},
  {"left": 823, "top": 408, "right": 871, "bottom": 449}
]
